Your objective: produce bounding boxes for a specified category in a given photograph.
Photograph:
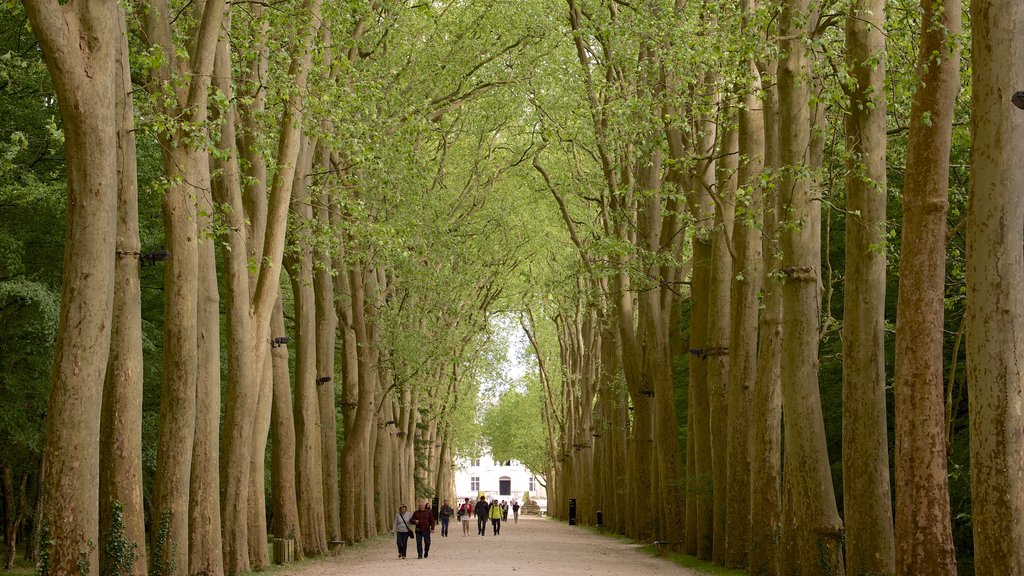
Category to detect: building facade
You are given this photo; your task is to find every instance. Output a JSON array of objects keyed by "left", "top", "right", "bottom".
[{"left": 452, "top": 450, "right": 547, "bottom": 512}]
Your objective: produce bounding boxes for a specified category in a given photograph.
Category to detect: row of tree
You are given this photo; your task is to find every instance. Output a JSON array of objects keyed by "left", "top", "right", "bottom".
[
  {"left": 14, "top": 1, "right": 557, "bottom": 575},
  {"left": 506, "top": 0, "right": 1023, "bottom": 575}
]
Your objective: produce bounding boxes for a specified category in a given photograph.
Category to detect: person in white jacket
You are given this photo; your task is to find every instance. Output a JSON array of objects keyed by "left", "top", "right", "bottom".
[{"left": 392, "top": 504, "right": 415, "bottom": 559}]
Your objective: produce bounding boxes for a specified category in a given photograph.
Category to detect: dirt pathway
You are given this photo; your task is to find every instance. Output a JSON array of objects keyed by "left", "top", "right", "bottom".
[{"left": 278, "top": 516, "right": 703, "bottom": 575}]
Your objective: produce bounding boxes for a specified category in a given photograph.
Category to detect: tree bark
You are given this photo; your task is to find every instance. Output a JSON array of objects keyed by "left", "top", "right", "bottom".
[
  {"left": 100, "top": 8, "right": 147, "bottom": 575},
  {"left": 246, "top": 351, "right": 273, "bottom": 569},
  {"left": 270, "top": 298, "right": 303, "bottom": 550},
  {"left": 966, "top": 1, "right": 1024, "bottom": 572},
  {"left": 23, "top": 3, "right": 119, "bottom": 575},
  {"left": 892, "top": 0, "right": 961, "bottom": 571},
  {"left": 725, "top": 58, "right": 764, "bottom": 569},
  {"left": 778, "top": 0, "right": 845, "bottom": 571},
  {"left": 709, "top": 122, "right": 736, "bottom": 564},
  {"left": 748, "top": 59, "right": 782, "bottom": 576},
  {"left": 191, "top": 132, "right": 223, "bottom": 576},
  {"left": 313, "top": 158, "right": 342, "bottom": 547},
  {"left": 288, "top": 138, "right": 328, "bottom": 556},
  {"left": 843, "top": 0, "right": 895, "bottom": 570}
]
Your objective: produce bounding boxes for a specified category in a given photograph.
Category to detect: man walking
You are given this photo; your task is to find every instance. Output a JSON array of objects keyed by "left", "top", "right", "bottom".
[
  {"left": 410, "top": 500, "right": 435, "bottom": 559},
  {"left": 439, "top": 499, "right": 454, "bottom": 537},
  {"left": 474, "top": 495, "right": 489, "bottom": 536}
]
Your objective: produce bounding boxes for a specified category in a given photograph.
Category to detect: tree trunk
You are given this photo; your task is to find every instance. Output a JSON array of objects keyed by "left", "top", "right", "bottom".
[
  {"left": 313, "top": 164, "right": 342, "bottom": 547},
  {"left": 725, "top": 59, "right": 764, "bottom": 569},
  {"left": 142, "top": 2, "right": 226, "bottom": 571},
  {"left": 748, "top": 61, "right": 782, "bottom": 576},
  {"left": 100, "top": 8, "right": 147, "bottom": 575},
  {"left": 842, "top": 0, "right": 895, "bottom": 571},
  {"left": 892, "top": 0, "right": 961, "bottom": 571},
  {"left": 191, "top": 136, "right": 223, "bottom": 576},
  {"left": 778, "top": 0, "right": 845, "bottom": 571},
  {"left": 270, "top": 298, "right": 303, "bottom": 549},
  {"left": 709, "top": 123, "right": 737, "bottom": 564},
  {"left": 246, "top": 351, "right": 273, "bottom": 569},
  {"left": 966, "top": 2, "right": 1024, "bottom": 572},
  {"left": 288, "top": 152, "right": 328, "bottom": 555},
  {"left": 23, "top": 4, "right": 119, "bottom": 575}
]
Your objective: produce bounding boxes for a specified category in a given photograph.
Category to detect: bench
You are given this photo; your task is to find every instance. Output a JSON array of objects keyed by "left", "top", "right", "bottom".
[{"left": 652, "top": 540, "right": 680, "bottom": 556}]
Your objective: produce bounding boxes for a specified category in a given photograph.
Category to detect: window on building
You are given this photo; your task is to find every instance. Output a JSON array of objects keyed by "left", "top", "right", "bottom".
[
  {"left": 529, "top": 476, "right": 536, "bottom": 491},
  {"left": 471, "top": 477, "right": 480, "bottom": 491},
  {"left": 499, "top": 476, "right": 512, "bottom": 496},
  {"left": 505, "top": 460, "right": 511, "bottom": 466},
  {"left": 471, "top": 458, "right": 480, "bottom": 467}
]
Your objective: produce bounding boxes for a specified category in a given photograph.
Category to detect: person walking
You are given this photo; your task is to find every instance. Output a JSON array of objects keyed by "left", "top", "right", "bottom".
[
  {"left": 410, "top": 500, "right": 435, "bottom": 559},
  {"left": 459, "top": 498, "right": 473, "bottom": 536},
  {"left": 512, "top": 500, "right": 520, "bottom": 524},
  {"left": 392, "top": 504, "right": 414, "bottom": 559},
  {"left": 474, "top": 495, "right": 489, "bottom": 536},
  {"left": 439, "top": 499, "right": 454, "bottom": 537},
  {"left": 501, "top": 500, "right": 509, "bottom": 522},
  {"left": 489, "top": 499, "right": 503, "bottom": 536}
]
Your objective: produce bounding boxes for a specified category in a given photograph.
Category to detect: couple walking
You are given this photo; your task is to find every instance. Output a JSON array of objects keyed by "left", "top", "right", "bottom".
[
  {"left": 392, "top": 501, "right": 436, "bottom": 559},
  {"left": 473, "top": 495, "right": 504, "bottom": 536}
]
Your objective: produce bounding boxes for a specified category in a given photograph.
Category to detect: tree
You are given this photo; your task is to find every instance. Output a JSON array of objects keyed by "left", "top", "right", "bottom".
[
  {"left": 777, "top": 0, "right": 844, "bottom": 571},
  {"left": 841, "top": 0, "right": 895, "bottom": 570},
  {"left": 892, "top": 0, "right": 961, "bottom": 570},
  {"left": 966, "top": 0, "right": 1024, "bottom": 572},
  {"left": 21, "top": 2, "right": 120, "bottom": 574}
]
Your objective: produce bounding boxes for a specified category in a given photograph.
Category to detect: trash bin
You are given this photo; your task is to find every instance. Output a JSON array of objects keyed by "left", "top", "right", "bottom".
[{"left": 596, "top": 510, "right": 603, "bottom": 528}]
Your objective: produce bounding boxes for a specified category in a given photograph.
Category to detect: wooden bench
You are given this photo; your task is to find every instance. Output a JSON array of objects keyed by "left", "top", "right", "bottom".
[{"left": 652, "top": 540, "right": 680, "bottom": 556}]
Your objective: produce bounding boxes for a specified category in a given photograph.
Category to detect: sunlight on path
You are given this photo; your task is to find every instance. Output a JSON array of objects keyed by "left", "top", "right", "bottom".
[{"left": 279, "top": 516, "right": 702, "bottom": 575}]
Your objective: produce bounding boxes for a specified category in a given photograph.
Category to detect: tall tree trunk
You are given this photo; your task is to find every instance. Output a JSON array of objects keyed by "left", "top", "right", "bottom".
[
  {"left": 748, "top": 61, "right": 782, "bottom": 576},
  {"left": 101, "top": 8, "right": 147, "bottom": 575},
  {"left": 23, "top": 4, "right": 119, "bottom": 575},
  {"left": 843, "top": 0, "right": 895, "bottom": 570},
  {"left": 191, "top": 142, "right": 223, "bottom": 576},
  {"left": 340, "top": 266, "right": 375, "bottom": 542},
  {"left": 778, "top": 0, "right": 845, "bottom": 571},
  {"left": 966, "top": 2, "right": 1024, "bottom": 572},
  {"left": 709, "top": 122, "right": 737, "bottom": 564},
  {"left": 218, "top": 2, "right": 322, "bottom": 569},
  {"left": 314, "top": 170, "right": 342, "bottom": 547},
  {"left": 142, "top": 2, "right": 226, "bottom": 571},
  {"left": 892, "top": 0, "right": 961, "bottom": 571},
  {"left": 288, "top": 159, "right": 328, "bottom": 554},
  {"left": 270, "top": 298, "right": 303, "bottom": 550},
  {"left": 246, "top": 353, "right": 273, "bottom": 569},
  {"left": 725, "top": 59, "right": 764, "bottom": 569}
]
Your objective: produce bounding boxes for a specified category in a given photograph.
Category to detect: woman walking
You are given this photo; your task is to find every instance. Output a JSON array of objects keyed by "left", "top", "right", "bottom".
[
  {"left": 459, "top": 498, "right": 473, "bottom": 535},
  {"left": 392, "top": 504, "right": 414, "bottom": 559}
]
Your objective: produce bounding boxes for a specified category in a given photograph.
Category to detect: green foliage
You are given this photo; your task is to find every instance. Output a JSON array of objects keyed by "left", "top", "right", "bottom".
[
  {"left": 481, "top": 373, "right": 550, "bottom": 476},
  {"left": 151, "top": 510, "right": 175, "bottom": 576},
  {"left": 35, "top": 521, "right": 52, "bottom": 576},
  {"left": 101, "top": 502, "right": 139, "bottom": 576}
]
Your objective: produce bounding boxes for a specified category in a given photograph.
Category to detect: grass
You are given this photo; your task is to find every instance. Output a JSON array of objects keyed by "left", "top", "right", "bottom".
[{"left": 4, "top": 557, "right": 36, "bottom": 576}]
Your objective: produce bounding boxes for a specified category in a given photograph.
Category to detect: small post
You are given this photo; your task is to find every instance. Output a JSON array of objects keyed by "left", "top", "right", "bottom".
[{"left": 568, "top": 498, "right": 577, "bottom": 525}]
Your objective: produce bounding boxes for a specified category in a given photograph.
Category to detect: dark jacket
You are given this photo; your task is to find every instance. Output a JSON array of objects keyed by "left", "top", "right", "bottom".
[
  {"left": 474, "top": 499, "right": 490, "bottom": 518},
  {"left": 410, "top": 509, "right": 435, "bottom": 533}
]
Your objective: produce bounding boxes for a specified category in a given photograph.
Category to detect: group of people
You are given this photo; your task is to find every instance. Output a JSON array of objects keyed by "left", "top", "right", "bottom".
[{"left": 391, "top": 497, "right": 522, "bottom": 559}]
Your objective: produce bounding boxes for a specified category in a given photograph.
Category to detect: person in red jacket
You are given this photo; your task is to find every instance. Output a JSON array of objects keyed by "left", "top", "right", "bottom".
[
  {"left": 459, "top": 498, "right": 473, "bottom": 536},
  {"left": 410, "top": 500, "right": 436, "bottom": 559}
]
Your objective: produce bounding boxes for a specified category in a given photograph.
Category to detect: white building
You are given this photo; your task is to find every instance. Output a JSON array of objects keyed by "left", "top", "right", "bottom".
[{"left": 453, "top": 450, "right": 547, "bottom": 512}]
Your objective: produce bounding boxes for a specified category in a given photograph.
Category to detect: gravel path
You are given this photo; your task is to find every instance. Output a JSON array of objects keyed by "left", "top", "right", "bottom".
[{"left": 278, "top": 516, "right": 703, "bottom": 575}]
